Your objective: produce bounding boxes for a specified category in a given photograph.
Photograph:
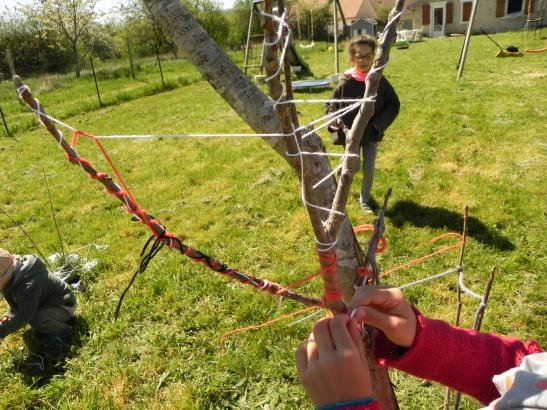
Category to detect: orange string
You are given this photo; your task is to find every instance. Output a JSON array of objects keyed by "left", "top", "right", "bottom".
[
  {"left": 220, "top": 305, "right": 320, "bottom": 351},
  {"left": 276, "top": 271, "right": 322, "bottom": 296},
  {"left": 70, "top": 130, "right": 162, "bottom": 238},
  {"left": 318, "top": 248, "right": 342, "bottom": 305},
  {"left": 381, "top": 232, "right": 464, "bottom": 278},
  {"left": 353, "top": 224, "right": 387, "bottom": 252}
]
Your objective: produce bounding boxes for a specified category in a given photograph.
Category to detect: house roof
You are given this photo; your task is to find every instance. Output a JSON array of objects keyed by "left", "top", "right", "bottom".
[
  {"left": 339, "top": 0, "right": 365, "bottom": 20},
  {"left": 351, "top": 16, "right": 378, "bottom": 26},
  {"left": 339, "top": 0, "right": 380, "bottom": 20}
]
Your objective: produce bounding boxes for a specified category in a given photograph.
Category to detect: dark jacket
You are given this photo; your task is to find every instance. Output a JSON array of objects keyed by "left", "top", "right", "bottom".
[
  {"left": 0, "top": 255, "right": 76, "bottom": 338},
  {"left": 326, "top": 74, "right": 400, "bottom": 145}
]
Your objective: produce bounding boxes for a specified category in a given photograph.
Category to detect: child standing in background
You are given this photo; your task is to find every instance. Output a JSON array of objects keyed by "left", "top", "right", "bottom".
[{"left": 327, "top": 35, "right": 400, "bottom": 214}]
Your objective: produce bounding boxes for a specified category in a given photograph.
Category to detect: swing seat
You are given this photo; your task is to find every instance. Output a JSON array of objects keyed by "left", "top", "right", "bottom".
[
  {"left": 292, "top": 79, "right": 331, "bottom": 91},
  {"left": 299, "top": 41, "right": 315, "bottom": 49}
]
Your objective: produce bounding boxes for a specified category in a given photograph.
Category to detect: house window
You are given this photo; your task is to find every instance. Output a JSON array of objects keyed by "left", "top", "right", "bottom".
[
  {"left": 506, "top": 0, "right": 524, "bottom": 14},
  {"left": 461, "top": 1, "right": 472, "bottom": 22}
]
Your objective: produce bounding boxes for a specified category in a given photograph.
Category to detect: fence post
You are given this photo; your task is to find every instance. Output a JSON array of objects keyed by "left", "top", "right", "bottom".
[
  {"left": 126, "top": 37, "right": 136, "bottom": 80},
  {"left": 156, "top": 44, "right": 165, "bottom": 88},
  {"left": 0, "top": 105, "right": 11, "bottom": 137},
  {"left": 6, "top": 49, "right": 16, "bottom": 77},
  {"left": 90, "top": 57, "right": 103, "bottom": 107}
]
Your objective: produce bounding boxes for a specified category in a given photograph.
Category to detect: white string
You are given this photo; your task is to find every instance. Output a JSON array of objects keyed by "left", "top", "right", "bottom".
[
  {"left": 316, "top": 237, "right": 338, "bottom": 252},
  {"left": 399, "top": 267, "right": 459, "bottom": 290},
  {"left": 287, "top": 308, "right": 324, "bottom": 327},
  {"left": 262, "top": 11, "right": 286, "bottom": 46},
  {"left": 399, "top": 265, "right": 485, "bottom": 302},
  {"left": 297, "top": 101, "right": 363, "bottom": 137},
  {"left": 458, "top": 269, "right": 483, "bottom": 301},
  {"left": 263, "top": 11, "right": 291, "bottom": 82},
  {"left": 312, "top": 165, "right": 341, "bottom": 190},
  {"left": 286, "top": 151, "right": 358, "bottom": 158},
  {"left": 18, "top": 85, "right": 77, "bottom": 133},
  {"left": 278, "top": 98, "right": 373, "bottom": 105},
  {"left": 290, "top": 122, "right": 345, "bottom": 218},
  {"left": 98, "top": 133, "right": 288, "bottom": 139}
]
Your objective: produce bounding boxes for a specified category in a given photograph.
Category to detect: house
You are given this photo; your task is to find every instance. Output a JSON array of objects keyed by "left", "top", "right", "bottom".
[
  {"left": 337, "top": 0, "right": 414, "bottom": 30},
  {"left": 410, "top": 0, "right": 547, "bottom": 37},
  {"left": 350, "top": 17, "right": 378, "bottom": 36}
]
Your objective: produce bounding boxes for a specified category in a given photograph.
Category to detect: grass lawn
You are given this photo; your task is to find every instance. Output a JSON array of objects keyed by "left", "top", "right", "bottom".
[{"left": 0, "top": 31, "right": 545, "bottom": 409}]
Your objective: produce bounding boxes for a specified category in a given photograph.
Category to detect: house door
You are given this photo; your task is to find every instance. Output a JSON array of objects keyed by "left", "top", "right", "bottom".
[{"left": 430, "top": 3, "right": 446, "bottom": 37}]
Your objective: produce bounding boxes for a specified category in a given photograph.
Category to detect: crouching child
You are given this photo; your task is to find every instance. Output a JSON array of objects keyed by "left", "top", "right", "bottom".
[{"left": 0, "top": 249, "right": 76, "bottom": 345}]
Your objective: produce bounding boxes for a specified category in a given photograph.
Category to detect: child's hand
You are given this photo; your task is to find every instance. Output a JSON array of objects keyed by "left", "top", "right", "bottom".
[
  {"left": 349, "top": 286, "right": 417, "bottom": 348},
  {"left": 295, "top": 314, "right": 372, "bottom": 407}
]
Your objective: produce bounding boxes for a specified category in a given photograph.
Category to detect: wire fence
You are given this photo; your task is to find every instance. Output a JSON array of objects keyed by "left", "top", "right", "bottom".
[{"left": 0, "top": 48, "right": 204, "bottom": 137}]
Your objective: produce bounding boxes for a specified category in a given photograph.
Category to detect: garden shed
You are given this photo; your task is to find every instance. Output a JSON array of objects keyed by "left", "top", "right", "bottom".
[{"left": 350, "top": 17, "right": 378, "bottom": 37}]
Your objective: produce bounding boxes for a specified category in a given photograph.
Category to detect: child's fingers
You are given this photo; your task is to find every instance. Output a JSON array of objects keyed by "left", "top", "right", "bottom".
[
  {"left": 295, "top": 339, "right": 310, "bottom": 373},
  {"left": 349, "top": 286, "right": 403, "bottom": 311},
  {"left": 347, "top": 318, "right": 367, "bottom": 362},
  {"left": 312, "top": 318, "right": 335, "bottom": 357},
  {"left": 328, "top": 314, "right": 355, "bottom": 351},
  {"left": 352, "top": 306, "right": 398, "bottom": 333}
]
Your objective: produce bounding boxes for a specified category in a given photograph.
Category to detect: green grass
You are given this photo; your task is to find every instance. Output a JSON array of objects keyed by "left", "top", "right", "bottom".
[
  {"left": 0, "top": 32, "right": 546, "bottom": 409},
  {"left": 0, "top": 55, "right": 203, "bottom": 136}
]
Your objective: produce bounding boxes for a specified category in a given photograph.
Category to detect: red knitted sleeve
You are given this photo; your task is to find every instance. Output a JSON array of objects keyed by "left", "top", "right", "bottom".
[{"left": 373, "top": 309, "right": 542, "bottom": 404}]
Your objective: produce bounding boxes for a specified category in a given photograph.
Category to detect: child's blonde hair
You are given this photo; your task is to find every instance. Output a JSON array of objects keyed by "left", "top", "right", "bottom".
[{"left": 347, "top": 35, "right": 377, "bottom": 61}]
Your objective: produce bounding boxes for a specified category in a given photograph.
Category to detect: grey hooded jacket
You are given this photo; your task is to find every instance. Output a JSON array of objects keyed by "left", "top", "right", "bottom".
[{"left": 0, "top": 255, "right": 75, "bottom": 338}]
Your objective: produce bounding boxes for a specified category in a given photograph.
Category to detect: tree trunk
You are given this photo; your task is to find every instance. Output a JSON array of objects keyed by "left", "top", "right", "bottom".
[
  {"left": 140, "top": 0, "right": 361, "bottom": 301},
  {"left": 143, "top": 0, "right": 400, "bottom": 408}
]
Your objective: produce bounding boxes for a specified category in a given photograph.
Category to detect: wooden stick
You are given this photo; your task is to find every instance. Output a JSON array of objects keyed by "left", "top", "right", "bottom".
[
  {"left": 324, "top": 0, "right": 404, "bottom": 239},
  {"left": 453, "top": 266, "right": 496, "bottom": 409},
  {"left": 6, "top": 49, "right": 16, "bottom": 77},
  {"left": 0, "top": 105, "right": 11, "bottom": 137},
  {"left": 13, "top": 75, "right": 321, "bottom": 308},
  {"left": 473, "top": 266, "right": 496, "bottom": 330},
  {"left": 456, "top": 0, "right": 480, "bottom": 80},
  {"left": 261, "top": 3, "right": 398, "bottom": 408},
  {"left": 444, "top": 206, "right": 468, "bottom": 410}
]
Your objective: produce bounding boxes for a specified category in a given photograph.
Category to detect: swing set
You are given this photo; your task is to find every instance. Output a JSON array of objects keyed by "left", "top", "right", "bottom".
[{"left": 296, "top": 5, "right": 315, "bottom": 48}]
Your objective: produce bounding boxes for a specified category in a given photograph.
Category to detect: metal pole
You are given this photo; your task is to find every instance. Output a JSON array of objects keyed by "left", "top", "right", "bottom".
[
  {"left": 243, "top": 2, "right": 255, "bottom": 75},
  {"left": 156, "top": 44, "right": 165, "bottom": 88},
  {"left": 456, "top": 0, "right": 480, "bottom": 80},
  {"left": 333, "top": 0, "right": 340, "bottom": 74},
  {"left": 126, "top": 37, "right": 135, "bottom": 80},
  {"left": 90, "top": 57, "right": 103, "bottom": 107},
  {"left": 0, "top": 105, "right": 11, "bottom": 137}
]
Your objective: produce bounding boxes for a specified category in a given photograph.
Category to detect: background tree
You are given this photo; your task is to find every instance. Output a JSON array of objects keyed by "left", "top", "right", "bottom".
[
  {"left": 376, "top": 7, "right": 391, "bottom": 26},
  {"left": 289, "top": 3, "right": 333, "bottom": 42},
  {"left": 182, "top": 0, "right": 230, "bottom": 47},
  {"left": 28, "top": 0, "right": 98, "bottom": 77},
  {"left": 225, "top": 0, "right": 254, "bottom": 49},
  {"left": 118, "top": 0, "right": 179, "bottom": 58},
  {"left": 0, "top": 6, "right": 70, "bottom": 78}
]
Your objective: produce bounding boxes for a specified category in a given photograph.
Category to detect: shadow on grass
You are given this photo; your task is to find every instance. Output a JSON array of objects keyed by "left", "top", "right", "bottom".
[
  {"left": 385, "top": 200, "right": 515, "bottom": 251},
  {"left": 11, "top": 316, "right": 89, "bottom": 388}
]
